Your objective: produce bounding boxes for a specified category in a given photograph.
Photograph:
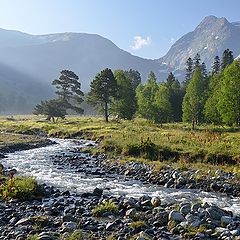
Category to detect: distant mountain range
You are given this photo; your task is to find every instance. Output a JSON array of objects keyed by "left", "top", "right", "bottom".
[{"left": 0, "top": 15, "right": 240, "bottom": 113}]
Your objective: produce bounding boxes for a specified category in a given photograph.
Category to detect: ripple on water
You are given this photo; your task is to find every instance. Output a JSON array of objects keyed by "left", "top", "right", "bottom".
[{"left": 2, "top": 138, "right": 240, "bottom": 215}]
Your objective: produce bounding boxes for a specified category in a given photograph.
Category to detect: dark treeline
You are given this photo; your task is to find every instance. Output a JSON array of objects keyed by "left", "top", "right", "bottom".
[{"left": 33, "top": 49, "right": 240, "bottom": 128}]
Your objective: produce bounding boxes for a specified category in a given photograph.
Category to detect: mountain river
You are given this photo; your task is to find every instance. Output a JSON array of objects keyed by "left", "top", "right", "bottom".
[{"left": 1, "top": 139, "right": 239, "bottom": 215}]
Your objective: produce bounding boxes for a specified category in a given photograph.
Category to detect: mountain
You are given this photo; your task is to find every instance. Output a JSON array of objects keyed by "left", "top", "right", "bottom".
[
  {"left": 159, "top": 16, "right": 240, "bottom": 71},
  {"left": 0, "top": 30, "right": 161, "bottom": 92}
]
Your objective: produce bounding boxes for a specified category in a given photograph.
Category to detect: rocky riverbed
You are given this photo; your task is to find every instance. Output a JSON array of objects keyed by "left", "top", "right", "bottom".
[{"left": 0, "top": 138, "right": 240, "bottom": 239}]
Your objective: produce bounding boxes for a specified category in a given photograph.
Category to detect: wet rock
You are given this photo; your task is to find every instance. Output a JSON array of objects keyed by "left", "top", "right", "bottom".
[
  {"left": 221, "top": 216, "right": 233, "bottom": 226},
  {"left": 206, "top": 206, "right": 231, "bottom": 221},
  {"left": 150, "top": 197, "right": 161, "bottom": 207},
  {"left": 126, "top": 208, "right": 137, "bottom": 218},
  {"left": 169, "top": 211, "right": 185, "bottom": 222},
  {"left": 180, "top": 204, "right": 191, "bottom": 216},
  {"left": 61, "top": 221, "right": 77, "bottom": 231},
  {"left": 92, "top": 187, "right": 103, "bottom": 197}
]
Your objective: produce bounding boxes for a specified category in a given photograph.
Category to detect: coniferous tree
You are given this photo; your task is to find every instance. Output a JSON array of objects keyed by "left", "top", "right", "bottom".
[
  {"left": 52, "top": 70, "right": 84, "bottom": 114},
  {"left": 183, "top": 57, "right": 194, "bottom": 88},
  {"left": 124, "top": 69, "right": 141, "bottom": 91},
  {"left": 221, "top": 49, "right": 234, "bottom": 70},
  {"left": 88, "top": 68, "right": 117, "bottom": 122},
  {"left": 193, "top": 53, "right": 201, "bottom": 70},
  {"left": 33, "top": 99, "right": 67, "bottom": 122},
  {"left": 166, "top": 72, "right": 184, "bottom": 121},
  {"left": 211, "top": 56, "right": 221, "bottom": 75}
]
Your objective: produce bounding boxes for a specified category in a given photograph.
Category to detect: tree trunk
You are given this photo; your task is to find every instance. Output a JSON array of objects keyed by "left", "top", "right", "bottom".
[
  {"left": 192, "top": 120, "right": 195, "bottom": 130},
  {"left": 104, "top": 101, "right": 108, "bottom": 122}
]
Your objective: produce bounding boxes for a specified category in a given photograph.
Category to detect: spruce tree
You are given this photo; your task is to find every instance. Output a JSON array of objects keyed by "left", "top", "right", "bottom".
[
  {"left": 183, "top": 57, "right": 193, "bottom": 88},
  {"left": 211, "top": 56, "right": 221, "bottom": 75},
  {"left": 221, "top": 49, "right": 234, "bottom": 70},
  {"left": 124, "top": 69, "right": 141, "bottom": 91},
  {"left": 193, "top": 53, "right": 201, "bottom": 70}
]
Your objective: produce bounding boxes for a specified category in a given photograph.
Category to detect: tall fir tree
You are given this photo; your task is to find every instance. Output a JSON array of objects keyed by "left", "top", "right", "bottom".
[
  {"left": 166, "top": 72, "right": 184, "bottom": 121},
  {"left": 211, "top": 56, "right": 221, "bottom": 75},
  {"left": 183, "top": 57, "right": 194, "bottom": 88},
  {"left": 193, "top": 53, "right": 201, "bottom": 70}
]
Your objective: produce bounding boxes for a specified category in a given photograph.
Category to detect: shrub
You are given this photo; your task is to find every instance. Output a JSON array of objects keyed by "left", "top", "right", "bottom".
[
  {"left": 66, "top": 230, "right": 83, "bottom": 240},
  {"left": 0, "top": 176, "right": 42, "bottom": 201},
  {"left": 92, "top": 200, "right": 118, "bottom": 217},
  {"left": 129, "top": 220, "right": 146, "bottom": 229}
]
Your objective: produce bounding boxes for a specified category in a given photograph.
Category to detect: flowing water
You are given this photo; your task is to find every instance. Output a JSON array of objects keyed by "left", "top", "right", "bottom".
[{"left": 1, "top": 139, "right": 240, "bottom": 215}]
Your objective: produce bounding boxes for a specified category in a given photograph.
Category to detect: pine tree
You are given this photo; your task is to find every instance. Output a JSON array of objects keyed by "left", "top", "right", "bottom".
[
  {"left": 201, "top": 62, "right": 208, "bottom": 78},
  {"left": 88, "top": 68, "right": 117, "bottom": 122},
  {"left": 221, "top": 49, "right": 234, "bottom": 70},
  {"left": 211, "top": 56, "right": 221, "bottom": 75},
  {"left": 52, "top": 70, "right": 84, "bottom": 114}
]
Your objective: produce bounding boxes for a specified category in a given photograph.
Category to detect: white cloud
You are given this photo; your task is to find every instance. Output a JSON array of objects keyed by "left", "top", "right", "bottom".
[
  {"left": 170, "top": 37, "right": 175, "bottom": 44},
  {"left": 130, "top": 36, "right": 151, "bottom": 50}
]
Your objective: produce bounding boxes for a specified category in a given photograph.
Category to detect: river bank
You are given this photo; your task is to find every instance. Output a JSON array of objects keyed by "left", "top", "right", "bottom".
[{"left": 0, "top": 138, "right": 239, "bottom": 239}]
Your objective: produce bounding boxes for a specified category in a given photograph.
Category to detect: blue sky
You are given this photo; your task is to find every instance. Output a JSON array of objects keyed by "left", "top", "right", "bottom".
[{"left": 0, "top": 0, "right": 239, "bottom": 59}]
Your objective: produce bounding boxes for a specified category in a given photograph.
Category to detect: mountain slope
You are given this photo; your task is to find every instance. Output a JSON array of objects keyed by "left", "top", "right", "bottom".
[
  {"left": 0, "top": 31, "right": 161, "bottom": 92},
  {"left": 160, "top": 16, "right": 240, "bottom": 70}
]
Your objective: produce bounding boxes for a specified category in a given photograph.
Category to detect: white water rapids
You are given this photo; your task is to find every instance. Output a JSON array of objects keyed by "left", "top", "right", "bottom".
[{"left": 1, "top": 139, "right": 240, "bottom": 215}]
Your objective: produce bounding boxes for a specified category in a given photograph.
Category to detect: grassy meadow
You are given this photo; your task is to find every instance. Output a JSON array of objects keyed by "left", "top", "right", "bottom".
[{"left": 0, "top": 115, "right": 239, "bottom": 179}]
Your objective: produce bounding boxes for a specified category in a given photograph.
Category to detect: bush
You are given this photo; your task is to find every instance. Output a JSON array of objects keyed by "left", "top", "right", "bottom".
[
  {"left": 0, "top": 176, "right": 42, "bottom": 201},
  {"left": 92, "top": 200, "right": 118, "bottom": 217},
  {"left": 129, "top": 221, "right": 146, "bottom": 229}
]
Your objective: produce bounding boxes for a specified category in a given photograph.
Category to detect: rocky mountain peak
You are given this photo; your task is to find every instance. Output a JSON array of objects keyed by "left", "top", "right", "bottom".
[{"left": 160, "top": 16, "right": 240, "bottom": 71}]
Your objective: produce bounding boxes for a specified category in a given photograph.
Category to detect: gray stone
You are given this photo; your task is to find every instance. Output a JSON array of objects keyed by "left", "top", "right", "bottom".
[
  {"left": 168, "top": 210, "right": 185, "bottom": 222},
  {"left": 221, "top": 216, "right": 233, "bottom": 227},
  {"left": 125, "top": 208, "right": 137, "bottom": 218},
  {"left": 61, "top": 221, "right": 77, "bottom": 231},
  {"left": 180, "top": 205, "right": 191, "bottom": 216},
  {"left": 206, "top": 206, "right": 230, "bottom": 221}
]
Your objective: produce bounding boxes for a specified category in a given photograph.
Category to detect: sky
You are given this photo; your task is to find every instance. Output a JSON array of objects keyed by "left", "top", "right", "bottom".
[{"left": 0, "top": 0, "right": 239, "bottom": 59}]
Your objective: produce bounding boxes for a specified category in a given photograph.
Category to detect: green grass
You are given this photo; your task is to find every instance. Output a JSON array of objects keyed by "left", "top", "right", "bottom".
[
  {"left": 92, "top": 200, "right": 118, "bottom": 217},
  {"left": 0, "top": 115, "right": 239, "bottom": 180},
  {"left": 0, "top": 176, "right": 42, "bottom": 201},
  {"left": 129, "top": 220, "right": 146, "bottom": 229}
]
